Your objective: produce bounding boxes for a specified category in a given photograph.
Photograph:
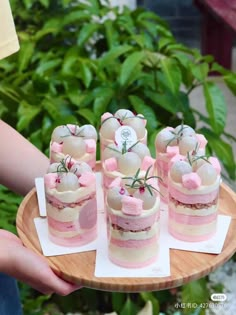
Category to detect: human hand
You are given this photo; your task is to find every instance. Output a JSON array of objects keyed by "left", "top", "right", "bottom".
[{"left": 0, "top": 229, "right": 82, "bottom": 295}]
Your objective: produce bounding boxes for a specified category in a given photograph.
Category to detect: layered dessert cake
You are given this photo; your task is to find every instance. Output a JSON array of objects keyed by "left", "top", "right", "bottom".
[
  {"left": 168, "top": 154, "right": 221, "bottom": 242},
  {"left": 44, "top": 157, "right": 97, "bottom": 246},
  {"left": 50, "top": 124, "right": 98, "bottom": 169},
  {"left": 155, "top": 124, "right": 207, "bottom": 203},
  {"left": 102, "top": 140, "right": 155, "bottom": 193},
  {"left": 100, "top": 109, "right": 147, "bottom": 162},
  {"left": 106, "top": 169, "right": 160, "bottom": 268}
]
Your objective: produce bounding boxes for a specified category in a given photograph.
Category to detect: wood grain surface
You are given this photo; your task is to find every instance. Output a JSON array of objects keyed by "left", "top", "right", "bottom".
[{"left": 16, "top": 182, "right": 236, "bottom": 292}]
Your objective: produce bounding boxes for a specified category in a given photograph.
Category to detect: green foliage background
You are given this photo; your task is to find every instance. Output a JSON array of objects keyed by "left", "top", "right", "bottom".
[{"left": 0, "top": 0, "right": 235, "bottom": 314}]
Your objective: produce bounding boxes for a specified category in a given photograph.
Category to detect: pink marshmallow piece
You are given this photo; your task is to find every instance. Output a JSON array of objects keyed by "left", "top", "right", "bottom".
[
  {"left": 182, "top": 172, "right": 201, "bottom": 189},
  {"left": 141, "top": 156, "right": 155, "bottom": 171},
  {"left": 44, "top": 173, "right": 59, "bottom": 189},
  {"left": 104, "top": 157, "right": 118, "bottom": 172},
  {"left": 196, "top": 134, "right": 208, "bottom": 149},
  {"left": 84, "top": 139, "right": 96, "bottom": 153},
  {"left": 78, "top": 172, "right": 95, "bottom": 187},
  {"left": 209, "top": 157, "right": 221, "bottom": 175},
  {"left": 109, "top": 177, "right": 122, "bottom": 188},
  {"left": 166, "top": 145, "right": 179, "bottom": 158},
  {"left": 121, "top": 196, "right": 143, "bottom": 216},
  {"left": 51, "top": 141, "right": 63, "bottom": 153},
  {"left": 101, "top": 112, "right": 113, "bottom": 122}
]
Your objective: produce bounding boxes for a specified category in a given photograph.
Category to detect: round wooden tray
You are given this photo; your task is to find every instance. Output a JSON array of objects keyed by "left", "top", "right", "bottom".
[{"left": 16, "top": 182, "right": 236, "bottom": 293}]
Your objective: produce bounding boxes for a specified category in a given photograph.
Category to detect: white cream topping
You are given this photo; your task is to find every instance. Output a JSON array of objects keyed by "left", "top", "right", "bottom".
[
  {"left": 169, "top": 219, "right": 217, "bottom": 235},
  {"left": 103, "top": 167, "right": 147, "bottom": 180},
  {"left": 51, "top": 150, "right": 92, "bottom": 164},
  {"left": 46, "top": 203, "right": 80, "bottom": 222},
  {"left": 169, "top": 201, "right": 218, "bottom": 216},
  {"left": 168, "top": 175, "right": 221, "bottom": 195},
  {"left": 45, "top": 184, "right": 96, "bottom": 203},
  {"left": 107, "top": 198, "right": 160, "bottom": 220},
  {"left": 109, "top": 242, "right": 159, "bottom": 263}
]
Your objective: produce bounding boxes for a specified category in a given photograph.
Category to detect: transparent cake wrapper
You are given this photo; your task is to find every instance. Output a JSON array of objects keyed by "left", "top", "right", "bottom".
[
  {"left": 106, "top": 199, "right": 160, "bottom": 268},
  {"left": 45, "top": 189, "right": 98, "bottom": 247},
  {"left": 167, "top": 180, "right": 220, "bottom": 242}
]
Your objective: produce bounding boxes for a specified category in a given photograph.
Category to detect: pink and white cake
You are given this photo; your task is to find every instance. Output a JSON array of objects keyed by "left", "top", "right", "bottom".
[
  {"left": 44, "top": 158, "right": 97, "bottom": 246},
  {"left": 102, "top": 141, "right": 156, "bottom": 193},
  {"left": 155, "top": 124, "right": 207, "bottom": 203},
  {"left": 106, "top": 171, "right": 160, "bottom": 268},
  {"left": 100, "top": 109, "right": 147, "bottom": 162},
  {"left": 50, "top": 124, "right": 98, "bottom": 169},
  {"left": 168, "top": 154, "right": 221, "bottom": 242}
]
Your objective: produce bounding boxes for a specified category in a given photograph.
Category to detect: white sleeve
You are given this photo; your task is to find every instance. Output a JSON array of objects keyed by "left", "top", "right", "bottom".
[{"left": 0, "top": 0, "right": 20, "bottom": 59}]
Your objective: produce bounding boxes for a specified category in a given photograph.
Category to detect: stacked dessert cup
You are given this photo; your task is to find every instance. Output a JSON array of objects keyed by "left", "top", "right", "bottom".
[
  {"left": 49, "top": 123, "right": 98, "bottom": 170},
  {"left": 102, "top": 140, "right": 156, "bottom": 194},
  {"left": 99, "top": 109, "right": 147, "bottom": 162},
  {"left": 168, "top": 153, "right": 221, "bottom": 242},
  {"left": 44, "top": 156, "right": 98, "bottom": 247},
  {"left": 155, "top": 124, "right": 208, "bottom": 204},
  {"left": 42, "top": 113, "right": 222, "bottom": 268},
  {"left": 106, "top": 167, "right": 161, "bottom": 268}
]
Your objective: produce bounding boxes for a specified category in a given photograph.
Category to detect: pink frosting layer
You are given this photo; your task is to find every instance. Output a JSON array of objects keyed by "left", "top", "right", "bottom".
[
  {"left": 109, "top": 211, "right": 160, "bottom": 231},
  {"left": 169, "top": 186, "right": 219, "bottom": 204},
  {"left": 110, "top": 234, "right": 159, "bottom": 248},
  {"left": 169, "top": 206, "right": 217, "bottom": 225},
  {"left": 47, "top": 197, "right": 97, "bottom": 231},
  {"left": 168, "top": 225, "right": 216, "bottom": 242},
  {"left": 48, "top": 217, "right": 79, "bottom": 232},
  {"left": 109, "top": 252, "right": 158, "bottom": 268},
  {"left": 49, "top": 226, "right": 97, "bottom": 247}
]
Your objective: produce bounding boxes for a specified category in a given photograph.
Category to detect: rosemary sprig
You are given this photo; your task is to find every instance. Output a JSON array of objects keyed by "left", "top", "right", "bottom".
[
  {"left": 123, "top": 165, "right": 161, "bottom": 196},
  {"left": 56, "top": 159, "right": 69, "bottom": 173},
  {"left": 187, "top": 152, "right": 210, "bottom": 166},
  {"left": 186, "top": 142, "right": 210, "bottom": 166},
  {"left": 106, "top": 140, "right": 140, "bottom": 155},
  {"left": 165, "top": 122, "right": 190, "bottom": 147}
]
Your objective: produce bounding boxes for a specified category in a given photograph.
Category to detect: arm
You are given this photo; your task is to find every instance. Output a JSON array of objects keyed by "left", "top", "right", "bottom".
[
  {"left": 0, "top": 120, "right": 81, "bottom": 294},
  {"left": 0, "top": 119, "right": 49, "bottom": 195},
  {"left": 0, "top": 230, "right": 81, "bottom": 295}
]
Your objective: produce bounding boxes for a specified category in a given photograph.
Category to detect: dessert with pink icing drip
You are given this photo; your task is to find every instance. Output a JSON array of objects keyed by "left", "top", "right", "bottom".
[
  {"left": 102, "top": 140, "right": 156, "bottom": 196},
  {"left": 50, "top": 124, "right": 98, "bottom": 169},
  {"left": 155, "top": 124, "right": 208, "bottom": 203},
  {"left": 106, "top": 168, "right": 160, "bottom": 268},
  {"left": 44, "top": 157, "right": 97, "bottom": 246},
  {"left": 168, "top": 154, "right": 221, "bottom": 242},
  {"left": 100, "top": 109, "right": 147, "bottom": 162}
]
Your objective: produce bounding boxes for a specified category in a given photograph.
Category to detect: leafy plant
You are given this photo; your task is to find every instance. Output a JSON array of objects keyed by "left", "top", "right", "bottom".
[
  {"left": 0, "top": 185, "right": 22, "bottom": 233},
  {"left": 0, "top": 0, "right": 235, "bottom": 179}
]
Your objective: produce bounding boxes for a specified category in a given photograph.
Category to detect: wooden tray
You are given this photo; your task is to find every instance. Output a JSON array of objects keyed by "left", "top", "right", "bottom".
[{"left": 16, "top": 182, "right": 236, "bottom": 292}]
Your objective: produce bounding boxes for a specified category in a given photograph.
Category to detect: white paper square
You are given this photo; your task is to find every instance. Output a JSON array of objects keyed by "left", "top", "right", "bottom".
[
  {"left": 160, "top": 210, "right": 231, "bottom": 254},
  {"left": 95, "top": 211, "right": 171, "bottom": 278},
  {"left": 34, "top": 217, "right": 98, "bottom": 256}
]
